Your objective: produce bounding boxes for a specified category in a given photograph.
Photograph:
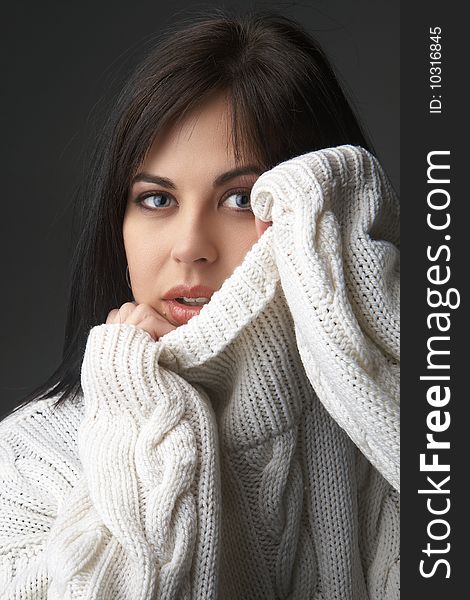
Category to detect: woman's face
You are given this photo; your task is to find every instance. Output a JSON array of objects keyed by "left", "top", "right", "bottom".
[{"left": 123, "top": 93, "right": 263, "bottom": 327}]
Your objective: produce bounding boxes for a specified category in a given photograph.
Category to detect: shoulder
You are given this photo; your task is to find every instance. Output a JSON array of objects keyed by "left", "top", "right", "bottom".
[
  {"left": 1, "top": 393, "right": 84, "bottom": 437},
  {"left": 0, "top": 394, "right": 85, "bottom": 489}
]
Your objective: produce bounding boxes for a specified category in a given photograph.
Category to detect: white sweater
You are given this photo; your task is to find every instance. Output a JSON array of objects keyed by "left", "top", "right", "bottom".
[{"left": 0, "top": 145, "right": 400, "bottom": 599}]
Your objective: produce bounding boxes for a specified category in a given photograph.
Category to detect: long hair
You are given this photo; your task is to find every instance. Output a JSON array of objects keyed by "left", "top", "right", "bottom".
[{"left": 7, "top": 8, "right": 374, "bottom": 416}]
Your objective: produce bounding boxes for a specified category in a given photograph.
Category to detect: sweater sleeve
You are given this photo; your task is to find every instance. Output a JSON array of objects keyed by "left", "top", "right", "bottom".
[
  {"left": 0, "top": 323, "right": 220, "bottom": 599},
  {"left": 251, "top": 145, "right": 400, "bottom": 492}
]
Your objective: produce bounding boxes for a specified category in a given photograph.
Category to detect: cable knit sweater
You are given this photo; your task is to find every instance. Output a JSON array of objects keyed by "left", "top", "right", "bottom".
[{"left": 0, "top": 145, "right": 400, "bottom": 600}]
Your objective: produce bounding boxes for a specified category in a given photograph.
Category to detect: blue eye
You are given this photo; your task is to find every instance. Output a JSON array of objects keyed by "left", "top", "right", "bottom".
[
  {"left": 138, "top": 193, "right": 175, "bottom": 209},
  {"left": 223, "top": 191, "right": 252, "bottom": 211}
]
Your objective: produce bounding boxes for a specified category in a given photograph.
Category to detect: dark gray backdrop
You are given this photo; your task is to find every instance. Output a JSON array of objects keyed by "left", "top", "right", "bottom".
[{"left": 1, "top": 0, "right": 399, "bottom": 418}]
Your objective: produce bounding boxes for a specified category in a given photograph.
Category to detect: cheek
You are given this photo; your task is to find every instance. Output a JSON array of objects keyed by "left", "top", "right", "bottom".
[
  {"left": 123, "top": 217, "right": 144, "bottom": 263},
  {"left": 122, "top": 216, "right": 167, "bottom": 278},
  {"left": 222, "top": 220, "right": 259, "bottom": 267}
]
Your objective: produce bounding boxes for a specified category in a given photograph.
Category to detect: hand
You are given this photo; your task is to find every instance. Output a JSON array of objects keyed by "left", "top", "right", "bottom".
[
  {"left": 255, "top": 217, "right": 272, "bottom": 238},
  {"left": 106, "top": 302, "right": 177, "bottom": 341}
]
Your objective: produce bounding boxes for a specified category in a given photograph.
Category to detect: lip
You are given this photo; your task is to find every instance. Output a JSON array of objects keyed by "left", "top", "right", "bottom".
[
  {"left": 162, "top": 284, "right": 216, "bottom": 326},
  {"left": 163, "top": 284, "right": 216, "bottom": 301}
]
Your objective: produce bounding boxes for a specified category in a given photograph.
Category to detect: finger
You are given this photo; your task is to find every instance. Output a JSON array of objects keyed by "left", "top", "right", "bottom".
[
  {"left": 124, "top": 304, "right": 176, "bottom": 338},
  {"left": 106, "top": 308, "right": 119, "bottom": 324},
  {"left": 115, "top": 302, "right": 138, "bottom": 324},
  {"left": 123, "top": 303, "right": 158, "bottom": 325},
  {"left": 140, "top": 314, "right": 177, "bottom": 340}
]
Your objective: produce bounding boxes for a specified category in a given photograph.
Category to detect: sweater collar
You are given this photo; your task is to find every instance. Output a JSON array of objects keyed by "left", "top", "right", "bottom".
[{"left": 158, "top": 226, "right": 279, "bottom": 371}]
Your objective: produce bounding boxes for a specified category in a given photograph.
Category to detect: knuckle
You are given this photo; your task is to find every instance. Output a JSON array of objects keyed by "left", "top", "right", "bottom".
[
  {"left": 135, "top": 303, "right": 156, "bottom": 318},
  {"left": 120, "top": 302, "right": 136, "bottom": 311},
  {"left": 106, "top": 308, "right": 118, "bottom": 322},
  {"left": 140, "top": 312, "right": 158, "bottom": 323}
]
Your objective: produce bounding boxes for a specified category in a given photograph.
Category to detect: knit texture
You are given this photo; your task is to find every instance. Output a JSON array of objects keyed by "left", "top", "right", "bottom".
[{"left": 0, "top": 145, "right": 400, "bottom": 599}]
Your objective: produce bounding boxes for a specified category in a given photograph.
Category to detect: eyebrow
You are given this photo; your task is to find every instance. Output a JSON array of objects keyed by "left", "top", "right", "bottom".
[{"left": 131, "top": 165, "right": 263, "bottom": 190}]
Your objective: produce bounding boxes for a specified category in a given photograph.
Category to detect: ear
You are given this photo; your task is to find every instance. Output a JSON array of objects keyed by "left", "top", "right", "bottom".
[{"left": 255, "top": 217, "right": 272, "bottom": 238}]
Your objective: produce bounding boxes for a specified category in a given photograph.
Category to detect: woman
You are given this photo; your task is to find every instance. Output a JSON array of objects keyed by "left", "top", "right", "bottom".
[{"left": 0, "top": 9, "right": 400, "bottom": 599}]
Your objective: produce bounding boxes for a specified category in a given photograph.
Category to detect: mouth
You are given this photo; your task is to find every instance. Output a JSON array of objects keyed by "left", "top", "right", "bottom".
[
  {"left": 162, "top": 284, "right": 216, "bottom": 325},
  {"left": 173, "top": 296, "right": 211, "bottom": 307},
  {"left": 163, "top": 298, "right": 210, "bottom": 326}
]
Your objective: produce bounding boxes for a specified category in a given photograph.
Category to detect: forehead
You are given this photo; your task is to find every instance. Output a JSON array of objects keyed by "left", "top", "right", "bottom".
[{"left": 141, "top": 93, "right": 256, "bottom": 173}]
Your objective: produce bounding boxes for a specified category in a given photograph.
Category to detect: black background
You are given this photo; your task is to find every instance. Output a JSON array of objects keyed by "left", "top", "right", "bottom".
[{"left": 1, "top": 0, "right": 399, "bottom": 418}]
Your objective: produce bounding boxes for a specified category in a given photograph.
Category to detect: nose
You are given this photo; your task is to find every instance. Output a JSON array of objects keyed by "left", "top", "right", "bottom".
[{"left": 170, "top": 209, "right": 218, "bottom": 264}]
